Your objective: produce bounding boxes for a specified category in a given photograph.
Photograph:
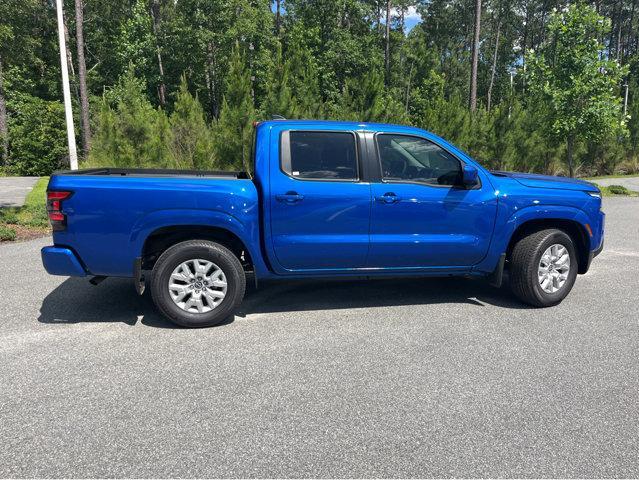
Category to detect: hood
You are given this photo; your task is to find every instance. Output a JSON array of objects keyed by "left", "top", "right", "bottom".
[{"left": 491, "top": 171, "right": 599, "bottom": 192}]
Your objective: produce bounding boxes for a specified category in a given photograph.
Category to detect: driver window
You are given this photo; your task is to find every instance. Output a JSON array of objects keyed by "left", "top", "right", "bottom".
[{"left": 376, "top": 134, "right": 462, "bottom": 186}]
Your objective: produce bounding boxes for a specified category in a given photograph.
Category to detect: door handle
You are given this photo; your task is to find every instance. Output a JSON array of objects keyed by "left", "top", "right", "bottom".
[
  {"left": 276, "top": 192, "right": 305, "bottom": 203},
  {"left": 376, "top": 192, "right": 401, "bottom": 204}
]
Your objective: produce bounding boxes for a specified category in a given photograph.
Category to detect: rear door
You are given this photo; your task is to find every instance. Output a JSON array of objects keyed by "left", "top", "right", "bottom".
[
  {"left": 267, "top": 128, "right": 372, "bottom": 272},
  {"left": 367, "top": 133, "right": 497, "bottom": 268}
]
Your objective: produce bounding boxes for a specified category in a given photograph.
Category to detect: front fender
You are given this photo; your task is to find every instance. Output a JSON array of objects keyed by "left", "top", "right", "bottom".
[
  {"left": 473, "top": 204, "right": 592, "bottom": 274},
  {"left": 129, "top": 208, "right": 269, "bottom": 277}
]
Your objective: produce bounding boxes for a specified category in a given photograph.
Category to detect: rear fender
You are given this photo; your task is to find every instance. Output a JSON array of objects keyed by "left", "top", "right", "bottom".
[{"left": 129, "top": 209, "right": 270, "bottom": 277}]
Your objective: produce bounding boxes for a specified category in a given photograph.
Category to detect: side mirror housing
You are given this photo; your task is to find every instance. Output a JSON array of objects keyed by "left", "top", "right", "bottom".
[{"left": 462, "top": 165, "right": 479, "bottom": 186}]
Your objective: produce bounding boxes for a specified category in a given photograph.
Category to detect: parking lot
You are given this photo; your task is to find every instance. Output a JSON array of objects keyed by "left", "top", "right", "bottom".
[{"left": 1, "top": 197, "right": 638, "bottom": 477}]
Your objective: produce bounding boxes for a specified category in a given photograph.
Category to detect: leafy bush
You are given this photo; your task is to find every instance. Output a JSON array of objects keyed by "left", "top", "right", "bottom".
[
  {"left": 608, "top": 184, "right": 630, "bottom": 195},
  {"left": 7, "top": 94, "right": 68, "bottom": 176},
  {"left": 0, "top": 225, "right": 17, "bottom": 242},
  {"left": 0, "top": 209, "right": 19, "bottom": 224}
]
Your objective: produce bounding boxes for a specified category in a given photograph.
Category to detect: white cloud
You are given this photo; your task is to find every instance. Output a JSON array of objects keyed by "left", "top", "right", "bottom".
[{"left": 390, "top": 6, "right": 421, "bottom": 21}]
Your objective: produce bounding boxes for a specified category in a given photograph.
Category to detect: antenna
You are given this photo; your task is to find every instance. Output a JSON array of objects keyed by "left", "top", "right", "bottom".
[{"left": 271, "top": 114, "right": 286, "bottom": 120}]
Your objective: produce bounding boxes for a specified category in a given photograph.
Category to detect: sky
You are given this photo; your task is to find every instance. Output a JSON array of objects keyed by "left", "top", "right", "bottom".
[
  {"left": 397, "top": 6, "right": 422, "bottom": 32},
  {"left": 270, "top": 3, "right": 423, "bottom": 33}
]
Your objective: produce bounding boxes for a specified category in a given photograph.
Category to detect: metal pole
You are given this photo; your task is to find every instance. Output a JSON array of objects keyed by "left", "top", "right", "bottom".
[{"left": 55, "top": 0, "right": 78, "bottom": 170}]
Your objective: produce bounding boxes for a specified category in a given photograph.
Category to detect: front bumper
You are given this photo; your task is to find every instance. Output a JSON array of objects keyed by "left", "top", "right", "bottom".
[
  {"left": 588, "top": 238, "right": 604, "bottom": 265},
  {"left": 585, "top": 211, "right": 605, "bottom": 271},
  {"left": 41, "top": 246, "right": 87, "bottom": 277}
]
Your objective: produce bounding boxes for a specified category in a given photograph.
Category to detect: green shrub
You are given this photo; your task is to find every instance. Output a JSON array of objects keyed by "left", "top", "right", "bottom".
[
  {"left": 0, "top": 209, "right": 19, "bottom": 224},
  {"left": 7, "top": 94, "right": 68, "bottom": 176},
  {"left": 608, "top": 184, "right": 629, "bottom": 195},
  {"left": 0, "top": 225, "right": 17, "bottom": 241}
]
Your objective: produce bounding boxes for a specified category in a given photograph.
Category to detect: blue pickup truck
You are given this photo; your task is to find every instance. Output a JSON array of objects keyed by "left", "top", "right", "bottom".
[{"left": 41, "top": 120, "right": 604, "bottom": 327}]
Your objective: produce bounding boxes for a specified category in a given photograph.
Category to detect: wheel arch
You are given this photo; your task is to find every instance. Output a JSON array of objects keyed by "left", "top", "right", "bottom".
[
  {"left": 506, "top": 218, "right": 590, "bottom": 274},
  {"left": 141, "top": 225, "right": 253, "bottom": 272}
]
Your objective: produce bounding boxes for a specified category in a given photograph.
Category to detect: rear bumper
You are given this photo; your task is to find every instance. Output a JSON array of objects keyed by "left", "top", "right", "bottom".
[{"left": 41, "top": 246, "right": 87, "bottom": 277}]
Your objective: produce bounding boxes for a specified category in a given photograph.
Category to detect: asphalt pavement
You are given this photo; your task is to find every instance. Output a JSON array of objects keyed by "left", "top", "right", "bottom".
[
  {"left": 591, "top": 175, "right": 639, "bottom": 190},
  {"left": 0, "top": 197, "right": 638, "bottom": 478},
  {"left": 0, "top": 177, "right": 40, "bottom": 208}
]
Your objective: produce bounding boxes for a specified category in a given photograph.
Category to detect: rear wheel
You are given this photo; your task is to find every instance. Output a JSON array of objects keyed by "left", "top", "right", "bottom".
[
  {"left": 509, "top": 229, "right": 578, "bottom": 307},
  {"left": 150, "top": 240, "right": 245, "bottom": 327}
]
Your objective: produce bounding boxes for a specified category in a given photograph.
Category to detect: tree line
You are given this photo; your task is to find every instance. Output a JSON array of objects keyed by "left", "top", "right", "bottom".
[{"left": 0, "top": 0, "right": 637, "bottom": 177}]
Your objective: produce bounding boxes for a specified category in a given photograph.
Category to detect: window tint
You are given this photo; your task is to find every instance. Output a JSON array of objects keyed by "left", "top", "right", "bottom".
[
  {"left": 376, "top": 134, "right": 462, "bottom": 186},
  {"left": 283, "top": 131, "right": 358, "bottom": 180}
]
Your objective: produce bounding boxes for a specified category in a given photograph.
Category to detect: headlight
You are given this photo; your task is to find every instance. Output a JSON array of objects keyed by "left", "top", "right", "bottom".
[{"left": 587, "top": 191, "right": 601, "bottom": 199}]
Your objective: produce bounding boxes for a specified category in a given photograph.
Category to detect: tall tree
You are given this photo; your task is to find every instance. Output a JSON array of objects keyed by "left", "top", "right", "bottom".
[
  {"left": 75, "top": 0, "right": 91, "bottom": 156},
  {"left": 170, "top": 75, "right": 215, "bottom": 169},
  {"left": 385, "top": 0, "right": 392, "bottom": 85},
  {"left": 527, "top": 3, "right": 628, "bottom": 177},
  {"left": 487, "top": 19, "right": 501, "bottom": 111},
  {"left": 149, "top": 0, "right": 166, "bottom": 106},
  {"left": 286, "top": 26, "right": 322, "bottom": 118},
  {"left": 275, "top": 0, "right": 282, "bottom": 36},
  {"left": 469, "top": 0, "right": 482, "bottom": 111},
  {"left": 262, "top": 43, "right": 295, "bottom": 118},
  {"left": 0, "top": 52, "right": 7, "bottom": 164},
  {"left": 214, "top": 44, "right": 255, "bottom": 172}
]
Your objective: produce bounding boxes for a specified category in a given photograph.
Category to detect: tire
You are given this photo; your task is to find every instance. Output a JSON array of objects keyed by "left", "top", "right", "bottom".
[
  {"left": 509, "top": 228, "right": 578, "bottom": 307},
  {"left": 150, "top": 240, "right": 246, "bottom": 327}
]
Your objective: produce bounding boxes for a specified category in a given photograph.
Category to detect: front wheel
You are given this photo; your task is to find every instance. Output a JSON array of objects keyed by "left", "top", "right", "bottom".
[
  {"left": 150, "top": 240, "right": 246, "bottom": 327},
  {"left": 509, "top": 229, "right": 578, "bottom": 307}
]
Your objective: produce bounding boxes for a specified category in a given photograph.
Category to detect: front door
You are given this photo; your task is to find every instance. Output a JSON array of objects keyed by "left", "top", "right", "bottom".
[
  {"left": 368, "top": 133, "right": 497, "bottom": 268},
  {"left": 269, "top": 129, "right": 371, "bottom": 271}
]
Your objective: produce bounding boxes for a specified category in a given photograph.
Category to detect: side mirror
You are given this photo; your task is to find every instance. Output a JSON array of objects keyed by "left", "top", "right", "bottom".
[{"left": 462, "top": 165, "right": 478, "bottom": 186}]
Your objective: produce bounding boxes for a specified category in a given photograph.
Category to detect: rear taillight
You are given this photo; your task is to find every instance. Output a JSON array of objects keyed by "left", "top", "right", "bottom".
[{"left": 47, "top": 191, "right": 73, "bottom": 229}]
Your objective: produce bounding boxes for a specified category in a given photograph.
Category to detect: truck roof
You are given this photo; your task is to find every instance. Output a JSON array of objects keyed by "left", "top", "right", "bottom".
[{"left": 256, "top": 119, "right": 428, "bottom": 132}]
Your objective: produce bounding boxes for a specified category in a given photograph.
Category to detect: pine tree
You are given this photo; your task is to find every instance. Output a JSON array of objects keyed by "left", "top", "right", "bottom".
[
  {"left": 286, "top": 29, "right": 322, "bottom": 118},
  {"left": 88, "top": 65, "right": 171, "bottom": 168},
  {"left": 214, "top": 43, "right": 255, "bottom": 172},
  {"left": 261, "top": 43, "right": 296, "bottom": 119},
  {"left": 170, "top": 75, "right": 216, "bottom": 169},
  {"left": 341, "top": 70, "right": 385, "bottom": 121}
]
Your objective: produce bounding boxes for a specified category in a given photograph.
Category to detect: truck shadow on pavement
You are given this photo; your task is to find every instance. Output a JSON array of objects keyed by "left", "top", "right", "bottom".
[{"left": 38, "top": 275, "right": 529, "bottom": 329}]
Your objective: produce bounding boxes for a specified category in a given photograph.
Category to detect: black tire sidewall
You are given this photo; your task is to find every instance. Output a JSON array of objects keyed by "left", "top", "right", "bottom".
[
  {"left": 529, "top": 231, "right": 578, "bottom": 306},
  {"left": 151, "top": 242, "right": 245, "bottom": 327}
]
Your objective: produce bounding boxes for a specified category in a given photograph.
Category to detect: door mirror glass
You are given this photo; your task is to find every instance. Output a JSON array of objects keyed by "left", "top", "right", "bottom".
[{"left": 462, "top": 165, "right": 478, "bottom": 186}]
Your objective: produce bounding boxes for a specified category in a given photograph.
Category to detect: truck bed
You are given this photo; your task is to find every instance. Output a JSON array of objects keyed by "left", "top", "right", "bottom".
[
  {"left": 47, "top": 170, "right": 259, "bottom": 277},
  {"left": 54, "top": 168, "right": 250, "bottom": 179}
]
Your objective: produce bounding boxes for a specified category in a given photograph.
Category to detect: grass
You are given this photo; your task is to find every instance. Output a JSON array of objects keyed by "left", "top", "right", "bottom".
[
  {"left": 0, "top": 224, "right": 17, "bottom": 241},
  {"left": 594, "top": 183, "right": 639, "bottom": 197},
  {"left": 0, "top": 177, "right": 50, "bottom": 242}
]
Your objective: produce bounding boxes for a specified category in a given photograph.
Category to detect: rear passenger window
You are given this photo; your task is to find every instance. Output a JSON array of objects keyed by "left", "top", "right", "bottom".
[{"left": 282, "top": 131, "right": 358, "bottom": 180}]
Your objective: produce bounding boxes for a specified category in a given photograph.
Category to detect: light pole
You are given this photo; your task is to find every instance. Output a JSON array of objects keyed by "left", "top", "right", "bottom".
[{"left": 55, "top": 0, "right": 78, "bottom": 170}]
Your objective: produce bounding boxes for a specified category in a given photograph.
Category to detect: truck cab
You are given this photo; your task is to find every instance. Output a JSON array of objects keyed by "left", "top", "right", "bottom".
[{"left": 42, "top": 120, "right": 605, "bottom": 327}]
